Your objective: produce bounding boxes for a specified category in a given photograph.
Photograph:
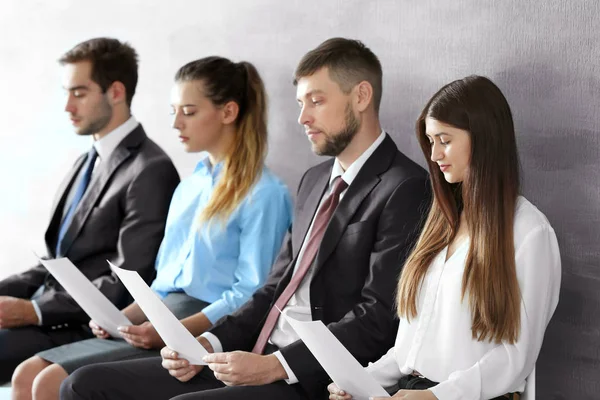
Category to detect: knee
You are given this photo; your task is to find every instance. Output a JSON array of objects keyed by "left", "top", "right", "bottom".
[
  {"left": 12, "top": 357, "right": 49, "bottom": 393},
  {"left": 60, "top": 365, "right": 106, "bottom": 400},
  {"left": 32, "top": 364, "right": 67, "bottom": 400}
]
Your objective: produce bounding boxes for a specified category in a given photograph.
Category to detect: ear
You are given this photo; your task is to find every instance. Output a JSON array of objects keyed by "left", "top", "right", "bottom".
[
  {"left": 354, "top": 81, "right": 373, "bottom": 113},
  {"left": 221, "top": 100, "right": 240, "bottom": 125},
  {"left": 106, "top": 81, "right": 127, "bottom": 106}
]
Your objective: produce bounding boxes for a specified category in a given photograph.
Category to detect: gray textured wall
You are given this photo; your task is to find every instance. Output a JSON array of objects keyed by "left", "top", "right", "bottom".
[{"left": 0, "top": 1, "right": 598, "bottom": 398}]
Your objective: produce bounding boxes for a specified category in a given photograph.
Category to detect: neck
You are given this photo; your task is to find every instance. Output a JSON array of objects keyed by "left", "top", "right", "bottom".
[
  {"left": 336, "top": 115, "right": 382, "bottom": 171},
  {"left": 207, "top": 126, "right": 236, "bottom": 166},
  {"left": 93, "top": 107, "right": 131, "bottom": 141}
]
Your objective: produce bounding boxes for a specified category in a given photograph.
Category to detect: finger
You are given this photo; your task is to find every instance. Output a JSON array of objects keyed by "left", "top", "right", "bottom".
[
  {"left": 213, "top": 372, "right": 238, "bottom": 386},
  {"left": 207, "top": 362, "right": 233, "bottom": 374},
  {"left": 162, "top": 358, "right": 190, "bottom": 371},
  {"left": 202, "top": 352, "right": 230, "bottom": 364},
  {"left": 169, "top": 365, "right": 195, "bottom": 379},
  {"left": 122, "top": 336, "right": 146, "bottom": 349},
  {"left": 161, "top": 347, "right": 178, "bottom": 360},
  {"left": 176, "top": 369, "right": 198, "bottom": 383}
]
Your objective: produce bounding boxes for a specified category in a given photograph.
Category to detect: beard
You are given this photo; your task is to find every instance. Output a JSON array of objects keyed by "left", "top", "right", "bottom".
[
  {"left": 76, "top": 96, "right": 113, "bottom": 136},
  {"left": 312, "top": 103, "right": 360, "bottom": 157}
]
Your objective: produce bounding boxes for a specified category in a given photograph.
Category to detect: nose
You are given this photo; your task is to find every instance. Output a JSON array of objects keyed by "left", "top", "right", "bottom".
[
  {"left": 64, "top": 94, "right": 76, "bottom": 115},
  {"left": 172, "top": 111, "right": 184, "bottom": 131},
  {"left": 430, "top": 141, "right": 444, "bottom": 163},
  {"left": 298, "top": 105, "right": 312, "bottom": 127}
]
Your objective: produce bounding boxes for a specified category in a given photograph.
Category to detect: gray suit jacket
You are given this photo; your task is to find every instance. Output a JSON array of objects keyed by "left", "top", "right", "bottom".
[{"left": 0, "top": 124, "right": 180, "bottom": 327}]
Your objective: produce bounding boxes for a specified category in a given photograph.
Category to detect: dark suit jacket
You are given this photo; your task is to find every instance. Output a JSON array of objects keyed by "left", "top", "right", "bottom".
[
  {"left": 208, "top": 134, "right": 431, "bottom": 398},
  {"left": 0, "top": 124, "right": 180, "bottom": 327}
]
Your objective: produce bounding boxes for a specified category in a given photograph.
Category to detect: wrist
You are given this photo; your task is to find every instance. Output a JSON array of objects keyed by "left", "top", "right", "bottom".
[
  {"left": 198, "top": 336, "right": 214, "bottom": 353},
  {"left": 267, "top": 354, "right": 288, "bottom": 381},
  {"left": 23, "top": 300, "right": 39, "bottom": 325}
]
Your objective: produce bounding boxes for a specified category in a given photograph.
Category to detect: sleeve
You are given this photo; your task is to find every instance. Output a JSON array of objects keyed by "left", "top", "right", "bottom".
[
  {"left": 206, "top": 169, "right": 311, "bottom": 352},
  {"left": 34, "top": 158, "right": 180, "bottom": 326},
  {"left": 365, "top": 346, "right": 404, "bottom": 389},
  {"left": 0, "top": 264, "right": 47, "bottom": 298},
  {"left": 201, "top": 332, "right": 224, "bottom": 353},
  {"left": 201, "top": 183, "right": 293, "bottom": 324},
  {"left": 430, "top": 225, "right": 562, "bottom": 400}
]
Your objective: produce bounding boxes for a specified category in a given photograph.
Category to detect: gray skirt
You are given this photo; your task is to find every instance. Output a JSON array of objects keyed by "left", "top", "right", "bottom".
[{"left": 37, "top": 292, "right": 209, "bottom": 374}]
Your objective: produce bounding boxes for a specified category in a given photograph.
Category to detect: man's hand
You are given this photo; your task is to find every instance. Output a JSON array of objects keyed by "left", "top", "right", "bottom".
[
  {"left": 160, "top": 346, "right": 204, "bottom": 382},
  {"left": 160, "top": 336, "right": 213, "bottom": 383},
  {"left": 328, "top": 383, "right": 352, "bottom": 400},
  {"left": 203, "top": 351, "right": 288, "bottom": 386},
  {"left": 89, "top": 320, "right": 111, "bottom": 339},
  {"left": 118, "top": 321, "right": 164, "bottom": 349},
  {"left": 0, "top": 296, "right": 39, "bottom": 328}
]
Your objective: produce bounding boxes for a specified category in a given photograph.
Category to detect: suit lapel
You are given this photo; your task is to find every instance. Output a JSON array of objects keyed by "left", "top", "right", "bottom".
[
  {"left": 58, "top": 125, "right": 147, "bottom": 256},
  {"left": 45, "top": 156, "right": 87, "bottom": 253},
  {"left": 311, "top": 134, "right": 397, "bottom": 277},
  {"left": 292, "top": 164, "right": 332, "bottom": 260},
  {"left": 49, "top": 156, "right": 86, "bottom": 222}
]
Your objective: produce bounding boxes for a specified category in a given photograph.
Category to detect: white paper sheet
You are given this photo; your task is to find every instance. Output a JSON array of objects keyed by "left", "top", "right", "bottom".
[
  {"left": 282, "top": 314, "right": 390, "bottom": 400},
  {"left": 38, "top": 257, "right": 131, "bottom": 338},
  {"left": 108, "top": 261, "right": 208, "bottom": 365}
]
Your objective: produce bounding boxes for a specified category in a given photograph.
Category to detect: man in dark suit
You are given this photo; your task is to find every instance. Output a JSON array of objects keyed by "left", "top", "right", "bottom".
[
  {"left": 0, "top": 37, "right": 179, "bottom": 383},
  {"left": 61, "top": 37, "right": 430, "bottom": 400}
]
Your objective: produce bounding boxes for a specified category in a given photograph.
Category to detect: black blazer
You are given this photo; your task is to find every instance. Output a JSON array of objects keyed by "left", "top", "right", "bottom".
[
  {"left": 0, "top": 124, "right": 180, "bottom": 327},
  {"left": 209, "top": 134, "right": 431, "bottom": 398}
]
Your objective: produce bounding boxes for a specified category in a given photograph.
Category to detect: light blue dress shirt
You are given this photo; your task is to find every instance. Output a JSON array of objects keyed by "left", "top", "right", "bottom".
[{"left": 150, "top": 157, "right": 292, "bottom": 324}]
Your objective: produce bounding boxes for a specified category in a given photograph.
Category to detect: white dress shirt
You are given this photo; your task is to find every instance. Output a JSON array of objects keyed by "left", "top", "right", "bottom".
[
  {"left": 203, "top": 131, "right": 386, "bottom": 384},
  {"left": 365, "top": 196, "right": 561, "bottom": 400},
  {"left": 31, "top": 116, "right": 139, "bottom": 325}
]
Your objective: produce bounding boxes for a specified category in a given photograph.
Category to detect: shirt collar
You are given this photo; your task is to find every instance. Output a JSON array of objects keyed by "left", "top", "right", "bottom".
[
  {"left": 194, "top": 155, "right": 225, "bottom": 178},
  {"left": 93, "top": 116, "right": 139, "bottom": 161},
  {"left": 329, "top": 130, "right": 386, "bottom": 188}
]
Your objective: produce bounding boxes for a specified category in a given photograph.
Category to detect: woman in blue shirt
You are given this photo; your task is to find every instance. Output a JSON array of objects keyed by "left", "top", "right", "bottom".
[{"left": 12, "top": 57, "right": 293, "bottom": 400}]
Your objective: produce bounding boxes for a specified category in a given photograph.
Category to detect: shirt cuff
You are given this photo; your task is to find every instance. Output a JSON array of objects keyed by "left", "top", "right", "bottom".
[
  {"left": 31, "top": 300, "right": 43, "bottom": 326},
  {"left": 200, "top": 332, "right": 223, "bottom": 354},
  {"left": 273, "top": 350, "right": 299, "bottom": 384},
  {"left": 200, "top": 300, "right": 229, "bottom": 325}
]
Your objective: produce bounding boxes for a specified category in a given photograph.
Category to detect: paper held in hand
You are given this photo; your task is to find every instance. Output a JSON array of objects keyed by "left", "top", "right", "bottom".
[
  {"left": 37, "top": 256, "right": 131, "bottom": 338},
  {"left": 281, "top": 311, "right": 390, "bottom": 400},
  {"left": 108, "top": 261, "right": 208, "bottom": 365}
]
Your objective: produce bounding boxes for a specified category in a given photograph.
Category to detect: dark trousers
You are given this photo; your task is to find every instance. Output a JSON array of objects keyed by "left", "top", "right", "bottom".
[
  {"left": 60, "top": 356, "right": 309, "bottom": 400},
  {"left": 397, "top": 375, "right": 520, "bottom": 400},
  {"left": 0, "top": 325, "right": 92, "bottom": 383}
]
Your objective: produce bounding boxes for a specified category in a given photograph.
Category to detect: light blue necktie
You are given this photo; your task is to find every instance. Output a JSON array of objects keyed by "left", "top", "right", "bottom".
[{"left": 55, "top": 147, "right": 98, "bottom": 257}]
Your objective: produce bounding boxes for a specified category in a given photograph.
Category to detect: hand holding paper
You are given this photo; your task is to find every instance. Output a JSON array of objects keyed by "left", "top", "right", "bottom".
[
  {"left": 282, "top": 313, "right": 390, "bottom": 400},
  {"left": 38, "top": 257, "right": 131, "bottom": 338},
  {"left": 108, "top": 261, "right": 208, "bottom": 365}
]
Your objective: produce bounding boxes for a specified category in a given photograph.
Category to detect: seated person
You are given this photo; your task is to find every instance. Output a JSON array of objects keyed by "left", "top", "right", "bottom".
[
  {"left": 0, "top": 37, "right": 180, "bottom": 383},
  {"left": 328, "top": 76, "right": 561, "bottom": 400},
  {"left": 11, "top": 56, "right": 292, "bottom": 400}
]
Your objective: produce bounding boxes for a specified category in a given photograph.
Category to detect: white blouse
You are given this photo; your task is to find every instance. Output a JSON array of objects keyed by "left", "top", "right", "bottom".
[{"left": 366, "top": 196, "right": 561, "bottom": 400}]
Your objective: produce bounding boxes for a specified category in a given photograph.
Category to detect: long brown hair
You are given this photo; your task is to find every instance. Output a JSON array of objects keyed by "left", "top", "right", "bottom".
[
  {"left": 397, "top": 76, "right": 521, "bottom": 344},
  {"left": 175, "top": 57, "right": 268, "bottom": 223}
]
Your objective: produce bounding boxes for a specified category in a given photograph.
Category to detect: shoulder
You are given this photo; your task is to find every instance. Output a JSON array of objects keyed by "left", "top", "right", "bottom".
[
  {"left": 249, "top": 167, "right": 292, "bottom": 198},
  {"left": 299, "top": 159, "right": 334, "bottom": 187},
  {"left": 386, "top": 149, "right": 429, "bottom": 184},
  {"left": 513, "top": 196, "right": 557, "bottom": 250}
]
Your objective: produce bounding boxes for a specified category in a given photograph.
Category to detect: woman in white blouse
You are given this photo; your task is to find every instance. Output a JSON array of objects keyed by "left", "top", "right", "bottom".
[{"left": 328, "top": 75, "right": 561, "bottom": 400}]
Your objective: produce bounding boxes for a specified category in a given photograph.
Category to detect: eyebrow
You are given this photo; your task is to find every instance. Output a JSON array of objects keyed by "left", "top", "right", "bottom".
[
  {"left": 64, "top": 85, "right": 89, "bottom": 92},
  {"left": 297, "top": 90, "right": 326, "bottom": 101},
  {"left": 425, "top": 132, "right": 451, "bottom": 138}
]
